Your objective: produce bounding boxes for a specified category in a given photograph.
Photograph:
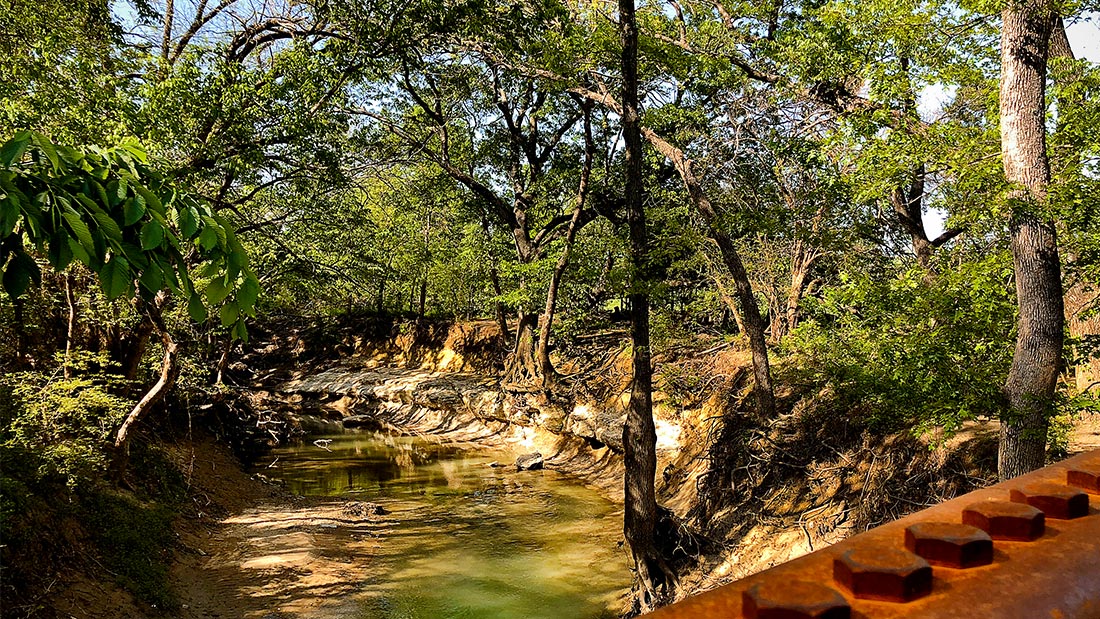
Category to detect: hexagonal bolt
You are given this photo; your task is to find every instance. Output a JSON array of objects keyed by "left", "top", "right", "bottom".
[
  {"left": 1009, "top": 482, "right": 1090, "bottom": 520},
  {"left": 962, "top": 501, "right": 1045, "bottom": 541},
  {"left": 742, "top": 580, "right": 851, "bottom": 619},
  {"left": 833, "top": 545, "right": 933, "bottom": 603},
  {"left": 904, "top": 522, "right": 993, "bottom": 569},
  {"left": 1067, "top": 465, "right": 1100, "bottom": 495}
]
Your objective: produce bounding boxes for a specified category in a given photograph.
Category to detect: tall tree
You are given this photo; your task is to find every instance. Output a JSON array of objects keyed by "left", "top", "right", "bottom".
[
  {"left": 997, "top": 0, "right": 1063, "bottom": 479},
  {"left": 619, "top": 0, "right": 674, "bottom": 609}
]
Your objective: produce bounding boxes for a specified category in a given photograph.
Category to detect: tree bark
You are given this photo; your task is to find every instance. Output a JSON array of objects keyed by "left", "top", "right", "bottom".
[
  {"left": 536, "top": 104, "right": 594, "bottom": 385},
  {"left": 620, "top": 0, "right": 676, "bottom": 610},
  {"left": 784, "top": 240, "right": 814, "bottom": 337},
  {"left": 504, "top": 311, "right": 540, "bottom": 386},
  {"left": 160, "top": 0, "right": 175, "bottom": 65},
  {"left": 640, "top": 130, "right": 776, "bottom": 417},
  {"left": 998, "top": 0, "right": 1063, "bottom": 480},
  {"left": 64, "top": 273, "right": 77, "bottom": 379},
  {"left": 113, "top": 295, "right": 180, "bottom": 458}
]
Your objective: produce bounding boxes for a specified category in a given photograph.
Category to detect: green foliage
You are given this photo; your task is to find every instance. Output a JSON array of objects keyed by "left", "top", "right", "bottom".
[
  {"left": 783, "top": 252, "right": 1016, "bottom": 437},
  {"left": 85, "top": 489, "right": 179, "bottom": 611},
  {"left": 0, "top": 352, "right": 132, "bottom": 487},
  {"left": 1, "top": 132, "right": 258, "bottom": 338}
]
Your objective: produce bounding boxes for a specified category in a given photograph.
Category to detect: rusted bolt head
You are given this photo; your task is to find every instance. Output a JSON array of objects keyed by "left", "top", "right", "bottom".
[
  {"left": 1009, "top": 482, "right": 1090, "bottom": 520},
  {"left": 742, "top": 580, "right": 851, "bottom": 619},
  {"left": 833, "top": 544, "right": 932, "bottom": 602},
  {"left": 962, "top": 501, "right": 1045, "bottom": 541},
  {"left": 1067, "top": 464, "right": 1100, "bottom": 495},
  {"left": 904, "top": 522, "right": 993, "bottom": 568}
]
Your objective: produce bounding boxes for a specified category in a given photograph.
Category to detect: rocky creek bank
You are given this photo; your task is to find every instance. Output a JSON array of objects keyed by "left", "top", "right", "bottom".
[{"left": 224, "top": 316, "right": 1010, "bottom": 597}]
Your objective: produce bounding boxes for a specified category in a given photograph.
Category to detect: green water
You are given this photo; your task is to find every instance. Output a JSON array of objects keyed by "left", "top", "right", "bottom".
[{"left": 254, "top": 432, "right": 631, "bottom": 619}]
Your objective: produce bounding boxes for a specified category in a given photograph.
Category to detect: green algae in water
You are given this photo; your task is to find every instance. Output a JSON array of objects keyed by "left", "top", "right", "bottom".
[{"left": 255, "top": 432, "right": 631, "bottom": 619}]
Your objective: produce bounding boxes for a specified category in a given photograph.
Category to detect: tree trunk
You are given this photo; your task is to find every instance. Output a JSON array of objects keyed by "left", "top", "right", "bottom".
[
  {"left": 641, "top": 129, "right": 776, "bottom": 418},
  {"left": 489, "top": 266, "right": 511, "bottom": 347},
  {"left": 418, "top": 278, "right": 427, "bottom": 319},
  {"left": 998, "top": 0, "right": 1063, "bottom": 481},
  {"left": 620, "top": 0, "right": 676, "bottom": 610},
  {"left": 113, "top": 295, "right": 180, "bottom": 459},
  {"left": 160, "top": 0, "right": 175, "bottom": 65},
  {"left": 116, "top": 316, "right": 155, "bottom": 385},
  {"left": 784, "top": 240, "right": 813, "bottom": 337},
  {"left": 214, "top": 335, "right": 232, "bottom": 386},
  {"left": 536, "top": 104, "right": 594, "bottom": 385},
  {"left": 503, "top": 311, "right": 540, "bottom": 386},
  {"left": 64, "top": 273, "right": 77, "bottom": 379},
  {"left": 890, "top": 166, "right": 936, "bottom": 271}
]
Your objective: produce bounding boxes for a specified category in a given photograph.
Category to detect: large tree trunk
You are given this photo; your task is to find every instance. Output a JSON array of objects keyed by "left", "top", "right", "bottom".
[
  {"left": 998, "top": 0, "right": 1063, "bottom": 480},
  {"left": 620, "top": 0, "right": 676, "bottom": 610},
  {"left": 503, "top": 311, "right": 540, "bottom": 387},
  {"left": 783, "top": 240, "right": 814, "bottom": 337}
]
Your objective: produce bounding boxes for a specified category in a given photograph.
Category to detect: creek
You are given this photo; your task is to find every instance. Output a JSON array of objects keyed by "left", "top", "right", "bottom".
[{"left": 253, "top": 430, "right": 632, "bottom": 619}]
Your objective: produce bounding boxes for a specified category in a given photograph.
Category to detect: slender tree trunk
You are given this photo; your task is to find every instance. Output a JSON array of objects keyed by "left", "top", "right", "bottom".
[
  {"left": 620, "top": 0, "right": 675, "bottom": 610},
  {"left": 160, "top": 0, "right": 175, "bottom": 65},
  {"left": 489, "top": 266, "right": 512, "bottom": 347},
  {"left": 117, "top": 317, "right": 155, "bottom": 385},
  {"left": 64, "top": 273, "right": 77, "bottom": 379},
  {"left": 784, "top": 241, "right": 813, "bottom": 336},
  {"left": 113, "top": 295, "right": 180, "bottom": 459},
  {"left": 536, "top": 105, "right": 594, "bottom": 384},
  {"left": 890, "top": 166, "right": 936, "bottom": 271},
  {"left": 418, "top": 278, "right": 427, "bottom": 319},
  {"left": 12, "top": 297, "right": 29, "bottom": 368},
  {"left": 641, "top": 130, "right": 776, "bottom": 417},
  {"left": 214, "top": 335, "right": 232, "bottom": 386},
  {"left": 998, "top": 0, "right": 1063, "bottom": 480},
  {"left": 713, "top": 274, "right": 746, "bottom": 335}
]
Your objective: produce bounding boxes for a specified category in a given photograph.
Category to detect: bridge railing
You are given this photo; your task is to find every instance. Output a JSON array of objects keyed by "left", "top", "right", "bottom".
[{"left": 644, "top": 449, "right": 1100, "bottom": 619}]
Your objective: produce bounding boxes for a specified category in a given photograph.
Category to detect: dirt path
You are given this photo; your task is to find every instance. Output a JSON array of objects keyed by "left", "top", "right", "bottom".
[{"left": 168, "top": 440, "right": 388, "bottom": 619}]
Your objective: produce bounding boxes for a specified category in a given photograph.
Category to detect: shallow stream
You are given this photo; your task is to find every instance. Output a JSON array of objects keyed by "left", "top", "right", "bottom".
[{"left": 254, "top": 431, "right": 632, "bottom": 619}]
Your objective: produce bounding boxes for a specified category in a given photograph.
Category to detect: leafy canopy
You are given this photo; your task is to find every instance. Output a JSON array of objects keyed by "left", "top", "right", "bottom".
[{"left": 0, "top": 131, "right": 259, "bottom": 338}]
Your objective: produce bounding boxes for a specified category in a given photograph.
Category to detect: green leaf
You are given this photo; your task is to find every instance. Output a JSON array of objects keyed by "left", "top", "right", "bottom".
[
  {"left": 139, "top": 263, "right": 164, "bottom": 293},
  {"left": 219, "top": 301, "right": 240, "bottom": 326},
  {"left": 31, "top": 133, "right": 59, "bottom": 170},
  {"left": 2, "top": 251, "right": 40, "bottom": 299},
  {"left": 178, "top": 206, "right": 199, "bottom": 238},
  {"left": 99, "top": 255, "right": 131, "bottom": 299},
  {"left": 233, "top": 320, "right": 249, "bottom": 343},
  {"left": 140, "top": 220, "right": 164, "bottom": 250},
  {"left": 197, "top": 225, "right": 218, "bottom": 251},
  {"left": 135, "top": 186, "right": 164, "bottom": 215},
  {"left": 1, "top": 198, "right": 19, "bottom": 237},
  {"left": 205, "top": 275, "right": 231, "bottom": 305},
  {"left": 91, "top": 210, "right": 123, "bottom": 242},
  {"left": 237, "top": 274, "right": 260, "bottom": 312},
  {"left": 123, "top": 194, "right": 146, "bottom": 226},
  {"left": 48, "top": 234, "right": 74, "bottom": 270},
  {"left": 0, "top": 133, "right": 31, "bottom": 167},
  {"left": 187, "top": 293, "right": 208, "bottom": 323},
  {"left": 67, "top": 237, "right": 90, "bottom": 264}
]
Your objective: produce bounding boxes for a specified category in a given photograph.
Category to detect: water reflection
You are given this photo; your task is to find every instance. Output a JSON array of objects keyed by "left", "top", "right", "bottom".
[{"left": 255, "top": 432, "right": 630, "bottom": 619}]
